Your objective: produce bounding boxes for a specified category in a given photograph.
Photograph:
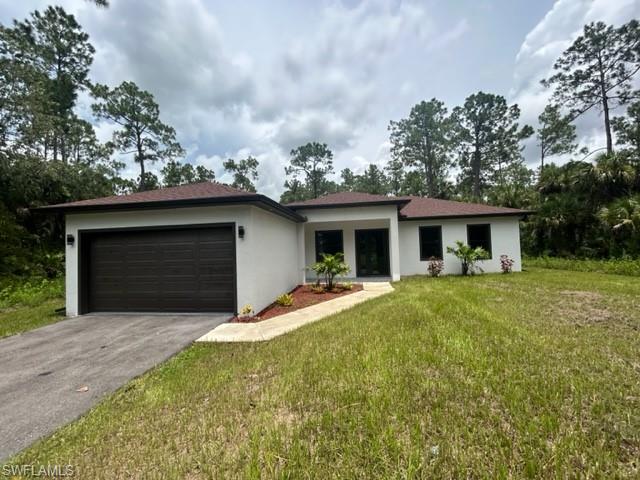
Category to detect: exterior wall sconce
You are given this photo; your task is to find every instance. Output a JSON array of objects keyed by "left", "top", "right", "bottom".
[
  {"left": 238, "top": 226, "right": 245, "bottom": 239},
  {"left": 66, "top": 234, "right": 75, "bottom": 246}
]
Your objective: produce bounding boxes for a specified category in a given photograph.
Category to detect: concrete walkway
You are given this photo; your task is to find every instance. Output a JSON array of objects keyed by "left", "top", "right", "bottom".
[{"left": 197, "top": 282, "right": 394, "bottom": 342}]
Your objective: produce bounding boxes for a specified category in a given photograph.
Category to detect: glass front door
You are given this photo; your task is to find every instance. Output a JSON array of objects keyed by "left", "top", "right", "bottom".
[{"left": 355, "top": 228, "right": 390, "bottom": 277}]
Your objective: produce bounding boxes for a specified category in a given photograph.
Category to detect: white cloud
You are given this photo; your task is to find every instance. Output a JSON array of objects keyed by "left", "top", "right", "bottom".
[
  {"left": 84, "top": 0, "right": 255, "bottom": 113},
  {"left": 75, "top": 0, "right": 465, "bottom": 198},
  {"left": 0, "top": 0, "right": 476, "bottom": 199},
  {"left": 510, "top": 0, "right": 640, "bottom": 166}
]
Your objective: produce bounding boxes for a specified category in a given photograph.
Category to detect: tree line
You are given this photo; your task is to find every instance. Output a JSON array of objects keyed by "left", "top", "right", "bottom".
[
  {"left": 0, "top": 6, "right": 638, "bottom": 276},
  {"left": 278, "top": 20, "right": 640, "bottom": 259},
  {"left": 0, "top": 5, "right": 260, "bottom": 275}
]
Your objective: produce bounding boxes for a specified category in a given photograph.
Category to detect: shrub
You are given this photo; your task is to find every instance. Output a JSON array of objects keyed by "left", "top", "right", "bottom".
[
  {"left": 446, "top": 241, "right": 490, "bottom": 276},
  {"left": 275, "top": 293, "right": 294, "bottom": 307},
  {"left": 239, "top": 304, "right": 253, "bottom": 316},
  {"left": 500, "top": 255, "right": 515, "bottom": 274},
  {"left": 309, "top": 253, "right": 351, "bottom": 290},
  {"left": 310, "top": 284, "right": 325, "bottom": 294},
  {"left": 0, "top": 276, "right": 64, "bottom": 309},
  {"left": 427, "top": 257, "right": 444, "bottom": 277},
  {"left": 340, "top": 281, "right": 353, "bottom": 290},
  {"left": 33, "top": 251, "right": 65, "bottom": 279}
]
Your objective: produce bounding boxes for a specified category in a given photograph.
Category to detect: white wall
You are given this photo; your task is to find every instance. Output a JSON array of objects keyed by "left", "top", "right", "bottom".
[
  {"left": 298, "top": 205, "right": 401, "bottom": 281},
  {"left": 398, "top": 216, "right": 522, "bottom": 276},
  {"left": 65, "top": 205, "right": 300, "bottom": 316},
  {"left": 244, "top": 206, "right": 301, "bottom": 314}
]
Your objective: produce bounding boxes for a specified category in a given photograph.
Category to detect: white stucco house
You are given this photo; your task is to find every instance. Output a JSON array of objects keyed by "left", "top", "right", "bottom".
[{"left": 39, "top": 182, "right": 530, "bottom": 316}]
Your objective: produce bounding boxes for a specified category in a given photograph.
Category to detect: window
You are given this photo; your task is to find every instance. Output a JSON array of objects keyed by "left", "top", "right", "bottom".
[
  {"left": 315, "top": 230, "right": 344, "bottom": 261},
  {"left": 419, "top": 226, "right": 443, "bottom": 260},
  {"left": 467, "top": 224, "right": 492, "bottom": 258}
]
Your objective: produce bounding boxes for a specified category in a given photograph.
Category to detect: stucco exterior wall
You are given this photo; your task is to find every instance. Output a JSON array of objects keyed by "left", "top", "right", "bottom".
[
  {"left": 398, "top": 216, "right": 522, "bottom": 276},
  {"left": 244, "top": 206, "right": 301, "bottom": 313},
  {"left": 64, "top": 205, "right": 299, "bottom": 316},
  {"left": 297, "top": 205, "right": 401, "bottom": 281}
]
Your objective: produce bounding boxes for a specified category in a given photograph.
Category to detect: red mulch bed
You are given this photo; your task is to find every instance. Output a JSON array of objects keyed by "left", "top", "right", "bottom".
[{"left": 231, "top": 283, "right": 363, "bottom": 323}]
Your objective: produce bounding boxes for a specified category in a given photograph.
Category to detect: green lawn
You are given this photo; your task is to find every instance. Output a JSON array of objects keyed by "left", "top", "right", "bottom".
[
  {"left": 525, "top": 256, "right": 640, "bottom": 276},
  {"left": 8, "top": 268, "right": 640, "bottom": 478},
  {"left": 0, "top": 277, "right": 64, "bottom": 339}
]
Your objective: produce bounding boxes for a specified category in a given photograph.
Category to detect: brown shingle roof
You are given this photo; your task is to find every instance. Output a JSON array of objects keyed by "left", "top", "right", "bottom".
[
  {"left": 38, "top": 183, "right": 529, "bottom": 221},
  {"left": 285, "top": 191, "right": 529, "bottom": 219},
  {"left": 285, "top": 192, "right": 409, "bottom": 208},
  {"left": 36, "top": 181, "right": 305, "bottom": 222},
  {"left": 399, "top": 196, "right": 530, "bottom": 219},
  {"left": 41, "top": 181, "right": 255, "bottom": 209}
]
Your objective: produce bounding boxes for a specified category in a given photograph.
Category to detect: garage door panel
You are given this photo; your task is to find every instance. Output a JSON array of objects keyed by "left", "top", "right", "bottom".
[
  {"left": 198, "top": 274, "right": 235, "bottom": 284},
  {"left": 164, "top": 265, "right": 198, "bottom": 276},
  {"left": 85, "top": 226, "right": 235, "bottom": 313},
  {"left": 198, "top": 253, "right": 234, "bottom": 263}
]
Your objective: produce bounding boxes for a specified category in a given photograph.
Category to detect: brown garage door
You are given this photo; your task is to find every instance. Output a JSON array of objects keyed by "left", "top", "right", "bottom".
[{"left": 82, "top": 226, "right": 235, "bottom": 313}]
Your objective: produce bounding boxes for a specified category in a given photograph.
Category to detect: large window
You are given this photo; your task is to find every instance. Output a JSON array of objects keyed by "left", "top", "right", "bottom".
[
  {"left": 315, "top": 230, "right": 344, "bottom": 261},
  {"left": 467, "top": 224, "right": 492, "bottom": 258},
  {"left": 419, "top": 226, "right": 443, "bottom": 260}
]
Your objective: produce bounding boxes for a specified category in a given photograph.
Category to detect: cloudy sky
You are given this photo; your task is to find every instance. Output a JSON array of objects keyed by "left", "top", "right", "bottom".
[{"left": 1, "top": 0, "right": 639, "bottom": 199}]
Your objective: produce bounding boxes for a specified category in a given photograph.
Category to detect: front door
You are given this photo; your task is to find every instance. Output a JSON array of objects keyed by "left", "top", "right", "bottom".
[{"left": 355, "top": 228, "right": 390, "bottom": 277}]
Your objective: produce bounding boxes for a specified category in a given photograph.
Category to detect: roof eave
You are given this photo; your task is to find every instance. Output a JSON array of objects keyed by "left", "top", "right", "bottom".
[
  {"left": 33, "top": 195, "right": 306, "bottom": 223},
  {"left": 398, "top": 210, "right": 534, "bottom": 221},
  {"left": 288, "top": 199, "right": 411, "bottom": 210}
]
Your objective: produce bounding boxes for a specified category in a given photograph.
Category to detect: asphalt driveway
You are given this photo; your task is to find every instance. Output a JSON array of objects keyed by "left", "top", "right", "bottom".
[{"left": 0, "top": 313, "right": 229, "bottom": 461}]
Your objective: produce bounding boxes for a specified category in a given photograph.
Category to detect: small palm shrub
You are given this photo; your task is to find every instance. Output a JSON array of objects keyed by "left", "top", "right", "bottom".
[
  {"left": 446, "top": 241, "right": 490, "bottom": 275},
  {"left": 239, "top": 304, "right": 253, "bottom": 317},
  {"left": 340, "top": 281, "right": 353, "bottom": 290},
  {"left": 309, "top": 253, "right": 351, "bottom": 290},
  {"left": 427, "top": 257, "right": 444, "bottom": 277},
  {"left": 500, "top": 255, "right": 515, "bottom": 273},
  {"left": 275, "top": 293, "right": 294, "bottom": 307},
  {"left": 310, "top": 284, "right": 325, "bottom": 294}
]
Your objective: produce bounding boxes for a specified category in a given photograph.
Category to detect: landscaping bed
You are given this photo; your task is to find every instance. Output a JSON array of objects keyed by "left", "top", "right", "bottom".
[{"left": 231, "top": 283, "right": 363, "bottom": 322}]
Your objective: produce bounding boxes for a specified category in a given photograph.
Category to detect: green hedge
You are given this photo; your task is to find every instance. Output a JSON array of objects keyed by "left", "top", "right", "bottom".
[{"left": 524, "top": 257, "right": 640, "bottom": 277}]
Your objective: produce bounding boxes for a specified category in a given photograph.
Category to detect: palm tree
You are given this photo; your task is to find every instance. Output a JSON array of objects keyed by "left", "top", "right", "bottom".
[
  {"left": 587, "top": 154, "right": 634, "bottom": 201},
  {"left": 599, "top": 195, "right": 640, "bottom": 255}
]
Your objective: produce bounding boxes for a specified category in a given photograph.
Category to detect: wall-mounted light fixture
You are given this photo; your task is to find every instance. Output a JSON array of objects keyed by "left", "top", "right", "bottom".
[
  {"left": 238, "top": 226, "right": 245, "bottom": 239},
  {"left": 66, "top": 234, "right": 75, "bottom": 246}
]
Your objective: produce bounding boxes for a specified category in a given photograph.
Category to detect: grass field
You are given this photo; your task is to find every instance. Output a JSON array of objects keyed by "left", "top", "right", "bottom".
[
  {"left": 7, "top": 268, "right": 640, "bottom": 478},
  {"left": 0, "top": 277, "right": 64, "bottom": 338},
  {"left": 525, "top": 256, "right": 640, "bottom": 276}
]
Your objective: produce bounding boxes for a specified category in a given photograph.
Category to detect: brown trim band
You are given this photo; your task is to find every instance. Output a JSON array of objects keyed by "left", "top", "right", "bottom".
[
  {"left": 35, "top": 195, "right": 305, "bottom": 223},
  {"left": 287, "top": 199, "right": 410, "bottom": 210},
  {"left": 399, "top": 211, "right": 532, "bottom": 221}
]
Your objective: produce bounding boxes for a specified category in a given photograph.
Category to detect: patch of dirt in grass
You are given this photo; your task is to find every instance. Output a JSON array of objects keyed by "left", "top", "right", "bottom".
[
  {"left": 244, "top": 367, "right": 277, "bottom": 396},
  {"left": 559, "top": 290, "right": 603, "bottom": 300},
  {"left": 273, "top": 406, "right": 304, "bottom": 427},
  {"left": 552, "top": 290, "right": 633, "bottom": 328}
]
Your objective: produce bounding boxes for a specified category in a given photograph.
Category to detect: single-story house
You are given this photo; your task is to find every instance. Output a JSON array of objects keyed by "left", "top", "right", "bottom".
[{"left": 38, "top": 182, "right": 529, "bottom": 316}]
